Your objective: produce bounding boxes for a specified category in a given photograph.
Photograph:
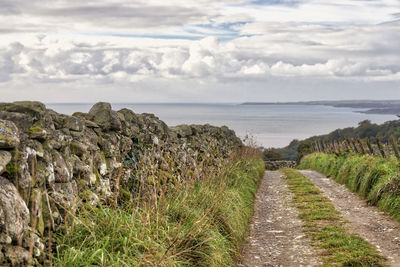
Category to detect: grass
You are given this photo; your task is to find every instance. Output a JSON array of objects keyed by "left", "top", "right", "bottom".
[
  {"left": 299, "top": 152, "right": 400, "bottom": 221},
  {"left": 53, "top": 148, "right": 265, "bottom": 266},
  {"left": 281, "top": 168, "right": 386, "bottom": 266}
]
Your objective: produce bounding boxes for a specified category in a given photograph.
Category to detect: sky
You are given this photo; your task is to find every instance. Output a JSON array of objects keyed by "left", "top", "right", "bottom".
[{"left": 0, "top": 0, "right": 400, "bottom": 102}]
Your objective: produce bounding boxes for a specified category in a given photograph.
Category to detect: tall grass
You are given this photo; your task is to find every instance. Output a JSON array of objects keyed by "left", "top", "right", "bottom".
[
  {"left": 299, "top": 152, "right": 400, "bottom": 220},
  {"left": 53, "top": 148, "right": 265, "bottom": 266}
]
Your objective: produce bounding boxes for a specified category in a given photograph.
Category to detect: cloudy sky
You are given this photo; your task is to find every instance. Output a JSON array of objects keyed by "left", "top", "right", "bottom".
[{"left": 1, "top": 0, "right": 400, "bottom": 102}]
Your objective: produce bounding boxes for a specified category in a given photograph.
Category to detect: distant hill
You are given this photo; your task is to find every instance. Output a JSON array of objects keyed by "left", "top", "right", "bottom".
[
  {"left": 242, "top": 100, "right": 400, "bottom": 115},
  {"left": 273, "top": 118, "right": 400, "bottom": 162}
]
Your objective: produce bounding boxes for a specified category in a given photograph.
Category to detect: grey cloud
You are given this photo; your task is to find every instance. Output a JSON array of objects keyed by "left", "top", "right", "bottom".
[
  {"left": 38, "top": 5, "right": 208, "bottom": 28},
  {"left": 0, "top": 8, "right": 400, "bottom": 87},
  {"left": 0, "top": 42, "right": 26, "bottom": 82},
  {"left": 1, "top": 27, "right": 399, "bottom": 85},
  {"left": 0, "top": 1, "right": 21, "bottom": 15},
  {"left": 0, "top": 0, "right": 221, "bottom": 34}
]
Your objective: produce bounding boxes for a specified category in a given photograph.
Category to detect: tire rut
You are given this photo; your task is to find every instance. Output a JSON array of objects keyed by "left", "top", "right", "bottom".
[
  {"left": 299, "top": 170, "right": 400, "bottom": 266},
  {"left": 238, "top": 171, "right": 319, "bottom": 267}
]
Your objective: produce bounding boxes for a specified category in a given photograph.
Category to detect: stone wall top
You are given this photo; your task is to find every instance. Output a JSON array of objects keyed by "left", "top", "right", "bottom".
[{"left": 0, "top": 101, "right": 242, "bottom": 266}]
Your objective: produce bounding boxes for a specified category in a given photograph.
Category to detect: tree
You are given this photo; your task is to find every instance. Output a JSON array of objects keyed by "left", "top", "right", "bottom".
[{"left": 263, "top": 149, "right": 284, "bottom": 161}]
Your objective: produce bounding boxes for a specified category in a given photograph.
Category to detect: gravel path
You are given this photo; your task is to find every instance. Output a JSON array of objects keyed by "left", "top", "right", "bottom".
[
  {"left": 238, "top": 171, "right": 319, "bottom": 267},
  {"left": 299, "top": 170, "right": 400, "bottom": 266}
]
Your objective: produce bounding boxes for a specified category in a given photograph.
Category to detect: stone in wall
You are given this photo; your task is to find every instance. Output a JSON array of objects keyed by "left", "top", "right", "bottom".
[
  {"left": 265, "top": 160, "right": 297, "bottom": 170},
  {"left": 0, "top": 101, "right": 242, "bottom": 266}
]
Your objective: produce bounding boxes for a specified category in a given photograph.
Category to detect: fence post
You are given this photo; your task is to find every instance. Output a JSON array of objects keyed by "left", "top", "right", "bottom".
[
  {"left": 351, "top": 138, "right": 360, "bottom": 154},
  {"left": 321, "top": 141, "right": 327, "bottom": 153},
  {"left": 344, "top": 138, "right": 353, "bottom": 152},
  {"left": 390, "top": 136, "right": 400, "bottom": 160},
  {"left": 357, "top": 138, "right": 367, "bottom": 155},
  {"left": 329, "top": 141, "right": 334, "bottom": 153},
  {"left": 376, "top": 137, "right": 386, "bottom": 158},
  {"left": 334, "top": 140, "right": 340, "bottom": 154},
  {"left": 316, "top": 141, "right": 321, "bottom": 152},
  {"left": 332, "top": 140, "right": 337, "bottom": 153},
  {"left": 366, "top": 137, "right": 374, "bottom": 155},
  {"left": 340, "top": 138, "right": 348, "bottom": 153},
  {"left": 338, "top": 140, "right": 343, "bottom": 153},
  {"left": 317, "top": 140, "right": 322, "bottom": 153},
  {"left": 317, "top": 140, "right": 323, "bottom": 153}
]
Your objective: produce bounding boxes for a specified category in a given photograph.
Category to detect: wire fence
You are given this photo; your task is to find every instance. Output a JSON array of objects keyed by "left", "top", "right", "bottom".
[{"left": 311, "top": 137, "right": 400, "bottom": 160}]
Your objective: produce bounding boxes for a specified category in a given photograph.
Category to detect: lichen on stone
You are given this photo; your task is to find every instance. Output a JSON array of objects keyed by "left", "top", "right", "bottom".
[{"left": 0, "top": 101, "right": 243, "bottom": 265}]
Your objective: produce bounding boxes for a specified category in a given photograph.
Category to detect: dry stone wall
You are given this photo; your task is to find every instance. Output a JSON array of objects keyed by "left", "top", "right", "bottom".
[
  {"left": 265, "top": 160, "right": 297, "bottom": 170},
  {"left": 0, "top": 101, "right": 242, "bottom": 266}
]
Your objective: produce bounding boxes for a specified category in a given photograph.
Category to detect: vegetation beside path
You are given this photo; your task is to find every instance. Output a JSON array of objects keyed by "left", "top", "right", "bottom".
[
  {"left": 281, "top": 168, "right": 386, "bottom": 266},
  {"left": 299, "top": 152, "right": 400, "bottom": 221},
  {"left": 54, "top": 149, "right": 265, "bottom": 266}
]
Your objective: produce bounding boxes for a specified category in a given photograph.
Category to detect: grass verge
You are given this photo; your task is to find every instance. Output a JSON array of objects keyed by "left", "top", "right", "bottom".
[
  {"left": 299, "top": 152, "right": 400, "bottom": 221},
  {"left": 53, "top": 149, "right": 265, "bottom": 266},
  {"left": 281, "top": 168, "right": 386, "bottom": 266}
]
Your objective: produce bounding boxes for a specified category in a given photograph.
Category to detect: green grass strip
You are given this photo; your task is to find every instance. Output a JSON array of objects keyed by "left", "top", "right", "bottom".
[
  {"left": 53, "top": 156, "right": 265, "bottom": 266},
  {"left": 299, "top": 152, "right": 400, "bottom": 221},
  {"left": 281, "top": 168, "right": 386, "bottom": 267}
]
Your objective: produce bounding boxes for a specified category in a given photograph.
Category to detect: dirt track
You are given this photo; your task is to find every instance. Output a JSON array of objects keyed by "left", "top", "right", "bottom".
[
  {"left": 300, "top": 170, "right": 400, "bottom": 266},
  {"left": 238, "top": 171, "right": 319, "bottom": 267}
]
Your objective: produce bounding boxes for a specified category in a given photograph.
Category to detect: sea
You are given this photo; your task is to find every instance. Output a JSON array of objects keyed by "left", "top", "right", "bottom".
[{"left": 46, "top": 103, "right": 397, "bottom": 148}]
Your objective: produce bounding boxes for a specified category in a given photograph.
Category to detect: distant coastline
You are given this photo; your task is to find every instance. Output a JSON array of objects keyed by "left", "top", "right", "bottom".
[{"left": 242, "top": 100, "right": 400, "bottom": 115}]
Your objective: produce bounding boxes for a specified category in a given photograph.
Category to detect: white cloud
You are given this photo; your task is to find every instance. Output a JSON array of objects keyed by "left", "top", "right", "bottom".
[
  {"left": 1, "top": 21, "right": 400, "bottom": 86},
  {"left": 0, "top": 0, "right": 400, "bottom": 101}
]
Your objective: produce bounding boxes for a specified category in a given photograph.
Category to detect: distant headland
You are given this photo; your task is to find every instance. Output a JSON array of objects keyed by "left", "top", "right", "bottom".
[{"left": 242, "top": 100, "right": 400, "bottom": 115}]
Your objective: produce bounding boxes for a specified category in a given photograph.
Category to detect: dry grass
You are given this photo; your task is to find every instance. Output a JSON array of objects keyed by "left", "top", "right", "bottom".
[{"left": 53, "top": 145, "right": 264, "bottom": 266}]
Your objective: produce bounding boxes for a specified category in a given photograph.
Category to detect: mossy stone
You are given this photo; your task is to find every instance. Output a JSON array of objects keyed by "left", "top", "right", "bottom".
[
  {"left": 28, "top": 126, "right": 43, "bottom": 133},
  {"left": 0, "top": 119, "right": 19, "bottom": 149}
]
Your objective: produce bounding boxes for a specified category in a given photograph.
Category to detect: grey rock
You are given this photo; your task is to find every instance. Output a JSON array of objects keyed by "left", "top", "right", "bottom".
[
  {"left": 117, "top": 108, "right": 137, "bottom": 123},
  {"left": 72, "top": 112, "right": 93, "bottom": 121},
  {"left": 171, "top": 125, "right": 193, "bottom": 138},
  {"left": 0, "top": 176, "right": 30, "bottom": 243},
  {"left": 0, "top": 151, "right": 11, "bottom": 175},
  {"left": 0, "top": 101, "right": 46, "bottom": 119},
  {"left": 4, "top": 245, "right": 30, "bottom": 265},
  {"left": 27, "top": 125, "right": 48, "bottom": 141},
  {"left": 70, "top": 140, "right": 88, "bottom": 157},
  {"left": 0, "top": 111, "right": 34, "bottom": 131},
  {"left": 89, "top": 102, "right": 121, "bottom": 131},
  {"left": 26, "top": 140, "right": 45, "bottom": 159},
  {"left": 53, "top": 182, "right": 77, "bottom": 213},
  {"left": 0, "top": 101, "right": 244, "bottom": 265},
  {"left": 0, "top": 233, "right": 11, "bottom": 245},
  {"left": 64, "top": 116, "right": 84, "bottom": 132},
  {"left": 52, "top": 150, "right": 71, "bottom": 183},
  {"left": 0, "top": 119, "right": 19, "bottom": 149},
  {"left": 35, "top": 159, "right": 54, "bottom": 188},
  {"left": 84, "top": 120, "right": 100, "bottom": 129}
]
